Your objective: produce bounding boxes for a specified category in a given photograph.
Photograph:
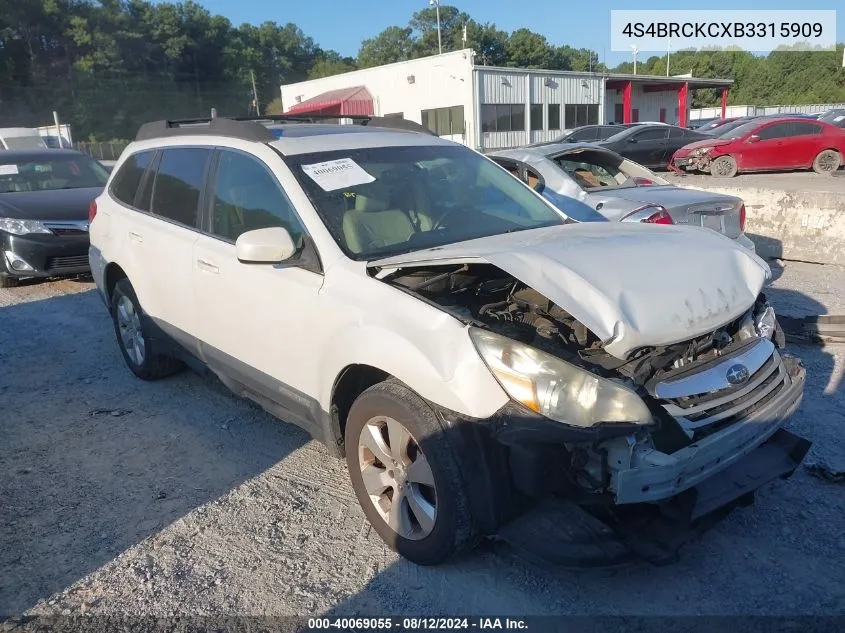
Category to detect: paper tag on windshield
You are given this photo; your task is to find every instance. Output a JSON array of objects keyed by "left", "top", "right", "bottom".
[
  {"left": 835, "top": 115, "right": 845, "bottom": 122},
  {"left": 0, "top": 164, "right": 19, "bottom": 176},
  {"left": 301, "top": 158, "right": 375, "bottom": 192}
]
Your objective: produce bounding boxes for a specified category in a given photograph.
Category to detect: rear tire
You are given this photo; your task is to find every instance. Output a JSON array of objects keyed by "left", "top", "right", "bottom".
[
  {"left": 710, "top": 155, "right": 738, "bottom": 178},
  {"left": 345, "top": 380, "right": 477, "bottom": 565},
  {"left": 111, "top": 278, "right": 183, "bottom": 380},
  {"left": 812, "top": 149, "right": 840, "bottom": 174}
]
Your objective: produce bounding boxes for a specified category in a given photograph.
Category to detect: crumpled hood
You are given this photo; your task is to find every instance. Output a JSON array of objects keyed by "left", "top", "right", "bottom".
[
  {"left": 370, "top": 223, "right": 770, "bottom": 359},
  {"left": 675, "top": 139, "right": 732, "bottom": 155}
]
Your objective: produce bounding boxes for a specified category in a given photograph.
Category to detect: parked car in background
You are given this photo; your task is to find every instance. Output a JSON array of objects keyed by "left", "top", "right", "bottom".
[
  {"left": 671, "top": 117, "right": 845, "bottom": 177},
  {"left": 0, "top": 149, "right": 108, "bottom": 287},
  {"left": 89, "top": 115, "right": 807, "bottom": 566},
  {"left": 489, "top": 143, "right": 754, "bottom": 251},
  {"left": 818, "top": 109, "right": 845, "bottom": 129},
  {"left": 696, "top": 117, "right": 741, "bottom": 133},
  {"left": 0, "top": 128, "right": 47, "bottom": 150},
  {"left": 546, "top": 124, "right": 626, "bottom": 144},
  {"left": 596, "top": 124, "right": 710, "bottom": 170}
]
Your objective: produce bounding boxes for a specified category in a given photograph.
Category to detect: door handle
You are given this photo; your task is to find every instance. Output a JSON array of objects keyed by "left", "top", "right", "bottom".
[
  {"left": 128, "top": 231, "right": 143, "bottom": 243},
  {"left": 196, "top": 258, "right": 219, "bottom": 274}
]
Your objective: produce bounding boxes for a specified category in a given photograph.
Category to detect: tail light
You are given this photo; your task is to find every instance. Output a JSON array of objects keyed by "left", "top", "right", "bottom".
[
  {"left": 621, "top": 204, "right": 674, "bottom": 225},
  {"left": 641, "top": 209, "right": 673, "bottom": 224},
  {"left": 88, "top": 199, "right": 98, "bottom": 224},
  {"left": 739, "top": 203, "right": 746, "bottom": 232}
]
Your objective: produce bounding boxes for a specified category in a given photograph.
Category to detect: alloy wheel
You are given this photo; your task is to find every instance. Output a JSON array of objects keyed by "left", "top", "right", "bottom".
[
  {"left": 357, "top": 415, "right": 437, "bottom": 541},
  {"left": 116, "top": 295, "right": 145, "bottom": 365}
]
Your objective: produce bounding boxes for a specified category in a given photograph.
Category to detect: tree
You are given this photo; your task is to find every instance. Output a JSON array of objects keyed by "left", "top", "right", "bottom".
[
  {"left": 358, "top": 26, "right": 414, "bottom": 68},
  {"left": 308, "top": 51, "right": 356, "bottom": 79},
  {"left": 463, "top": 21, "right": 508, "bottom": 66},
  {"left": 506, "top": 29, "right": 552, "bottom": 69},
  {"left": 409, "top": 5, "right": 470, "bottom": 57}
]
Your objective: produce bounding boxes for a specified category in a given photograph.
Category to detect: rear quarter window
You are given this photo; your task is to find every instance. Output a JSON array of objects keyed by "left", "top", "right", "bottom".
[{"left": 110, "top": 151, "right": 155, "bottom": 207}]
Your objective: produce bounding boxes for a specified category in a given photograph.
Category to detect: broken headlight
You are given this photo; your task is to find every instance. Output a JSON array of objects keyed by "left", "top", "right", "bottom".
[
  {"left": 738, "top": 296, "right": 778, "bottom": 342},
  {"left": 469, "top": 327, "right": 653, "bottom": 428}
]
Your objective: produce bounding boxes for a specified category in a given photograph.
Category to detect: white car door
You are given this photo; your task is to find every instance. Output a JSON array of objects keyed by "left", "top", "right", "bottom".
[
  {"left": 192, "top": 148, "right": 325, "bottom": 432},
  {"left": 109, "top": 147, "right": 211, "bottom": 346}
]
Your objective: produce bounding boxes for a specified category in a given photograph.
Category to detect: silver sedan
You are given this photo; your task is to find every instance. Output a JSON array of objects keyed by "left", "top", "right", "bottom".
[{"left": 489, "top": 142, "right": 755, "bottom": 251}]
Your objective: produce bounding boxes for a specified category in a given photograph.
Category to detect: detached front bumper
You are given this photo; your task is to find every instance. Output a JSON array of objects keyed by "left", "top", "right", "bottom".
[
  {"left": 1, "top": 231, "right": 90, "bottom": 279},
  {"left": 448, "top": 351, "right": 809, "bottom": 567},
  {"left": 612, "top": 354, "right": 806, "bottom": 505}
]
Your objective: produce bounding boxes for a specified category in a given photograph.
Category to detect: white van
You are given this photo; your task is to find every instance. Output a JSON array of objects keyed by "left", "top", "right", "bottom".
[{"left": 0, "top": 128, "right": 48, "bottom": 150}]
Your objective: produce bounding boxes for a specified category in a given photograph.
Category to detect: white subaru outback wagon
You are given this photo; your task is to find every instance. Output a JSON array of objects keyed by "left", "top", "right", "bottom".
[{"left": 89, "top": 116, "right": 809, "bottom": 566}]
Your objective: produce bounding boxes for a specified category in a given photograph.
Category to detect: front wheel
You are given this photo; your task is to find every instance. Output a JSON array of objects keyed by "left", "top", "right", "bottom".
[
  {"left": 812, "top": 149, "right": 840, "bottom": 174},
  {"left": 710, "top": 155, "right": 738, "bottom": 178},
  {"left": 345, "top": 380, "right": 477, "bottom": 565}
]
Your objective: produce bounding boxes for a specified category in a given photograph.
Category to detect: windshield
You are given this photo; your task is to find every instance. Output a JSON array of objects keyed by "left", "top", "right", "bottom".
[
  {"left": 552, "top": 148, "right": 646, "bottom": 191},
  {"left": 818, "top": 110, "right": 845, "bottom": 124},
  {"left": 0, "top": 154, "right": 109, "bottom": 193},
  {"left": 714, "top": 120, "right": 761, "bottom": 140},
  {"left": 285, "top": 145, "right": 565, "bottom": 261}
]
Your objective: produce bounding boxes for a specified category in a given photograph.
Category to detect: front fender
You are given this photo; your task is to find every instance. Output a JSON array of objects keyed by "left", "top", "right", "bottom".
[{"left": 317, "top": 321, "right": 508, "bottom": 420}]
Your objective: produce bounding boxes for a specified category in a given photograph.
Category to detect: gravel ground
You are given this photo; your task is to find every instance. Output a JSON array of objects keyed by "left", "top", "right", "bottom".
[{"left": 1, "top": 262, "right": 844, "bottom": 618}]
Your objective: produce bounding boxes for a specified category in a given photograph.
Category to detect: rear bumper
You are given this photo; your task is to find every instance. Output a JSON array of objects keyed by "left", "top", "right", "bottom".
[{"left": 1, "top": 231, "right": 90, "bottom": 279}]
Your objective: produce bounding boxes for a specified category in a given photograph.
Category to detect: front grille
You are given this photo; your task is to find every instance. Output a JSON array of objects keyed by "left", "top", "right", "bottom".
[
  {"left": 46, "top": 255, "right": 89, "bottom": 271},
  {"left": 659, "top": 347, "right": 791, "bottom": 437}
]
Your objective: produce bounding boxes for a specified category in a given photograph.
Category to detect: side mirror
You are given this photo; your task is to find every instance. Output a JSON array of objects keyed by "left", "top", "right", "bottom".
[
  {"left": 235, "top": 226, "right": 296, "bottom": 264},
  {"left": 747, "top": 135, "right": 761, "bottom": 143}
]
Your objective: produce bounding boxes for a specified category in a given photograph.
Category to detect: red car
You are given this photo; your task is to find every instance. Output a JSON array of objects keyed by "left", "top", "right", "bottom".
[{"left": 671, "top": 117, "right": 845, "bottom": 177}]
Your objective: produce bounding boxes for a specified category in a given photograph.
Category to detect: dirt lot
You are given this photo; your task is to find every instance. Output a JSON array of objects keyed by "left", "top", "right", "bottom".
[{"left": 1, "top": 261, "right": 844, "bottom": 617}]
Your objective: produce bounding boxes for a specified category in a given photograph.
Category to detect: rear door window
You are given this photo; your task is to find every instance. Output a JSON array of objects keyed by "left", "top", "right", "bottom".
[
  {"left": 110, "top": 151, "right": 155, "bottom": 208},
  {"left": 789, "top": 122, "right": 823, "bottom": 137},
  {"left": 149, "top": 148, "right": 212, "bottom": 228},
  {"left": 633, "top": 128, "right": 669, "bottom": 142}
]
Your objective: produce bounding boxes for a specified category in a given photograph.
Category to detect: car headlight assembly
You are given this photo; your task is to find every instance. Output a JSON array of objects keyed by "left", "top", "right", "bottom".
[
  {"left": 0, "top": 218, "right": 52, "bottom": 235},
  {"left": 690, "top": 147, "right": 712, "bottom": 157},
  {"left": 469, "top": 327, "right": 653, "bottom": 428}
]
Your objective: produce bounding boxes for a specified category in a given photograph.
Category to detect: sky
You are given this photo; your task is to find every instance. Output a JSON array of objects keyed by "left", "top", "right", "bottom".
[{"left": 178, "top": 0, "right": 843, "bottom": 67}]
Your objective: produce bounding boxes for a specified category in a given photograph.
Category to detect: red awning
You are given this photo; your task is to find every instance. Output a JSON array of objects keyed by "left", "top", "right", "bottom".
[{"left": 286, "top": 85, "right": 374, "bottom": 116}]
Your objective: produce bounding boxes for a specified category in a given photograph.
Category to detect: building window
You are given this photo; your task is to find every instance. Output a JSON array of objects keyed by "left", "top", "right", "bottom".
[
  {"left": 530, "top": 104, "right": 543, "bottom": 131},
  {"left": 421, "top": 106, "right": 465, "bottom": 136},
  {"left": 481, "top": 104, "right": 526, "bottom": 133},
  {"left": 547, "top": 104, "right": 560, "bottom": 130},
  {"left": 563, "top": 104, "right": 599, "bottom": 128}
]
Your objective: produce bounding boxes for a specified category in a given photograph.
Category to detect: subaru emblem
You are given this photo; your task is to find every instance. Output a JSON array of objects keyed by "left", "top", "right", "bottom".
[{"left": 726, "top": 364, "right": 749, "bottom": 385}]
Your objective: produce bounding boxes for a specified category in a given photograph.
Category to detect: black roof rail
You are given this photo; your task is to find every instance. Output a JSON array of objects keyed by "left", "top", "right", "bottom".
[
  {"left": 228, "top": 114, "right": 437, "bottom": 136},
  {"left": 135, "top": 117, "right": 276, "bottom": 142},
  {"left": 135, "top": 113, "right": 437, "bottom": 143}
]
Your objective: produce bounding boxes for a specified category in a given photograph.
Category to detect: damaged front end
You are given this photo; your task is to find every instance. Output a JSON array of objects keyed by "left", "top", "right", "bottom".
[{"left": 380, "top": 263, "right": 810, "bottom": 566}]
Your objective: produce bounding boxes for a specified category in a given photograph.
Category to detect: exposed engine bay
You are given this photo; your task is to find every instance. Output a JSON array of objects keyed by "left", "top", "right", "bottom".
[
  {"left": 381, "top": 262, "right": 781, "bottom": 390},
  {"left": 381, "top": 262, "right": 793, "bottom": 501}
]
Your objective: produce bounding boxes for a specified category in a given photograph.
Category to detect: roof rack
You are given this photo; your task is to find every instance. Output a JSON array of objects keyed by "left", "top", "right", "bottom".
[{"left": 135, "top": 114, "right": 437, "bottom": 142}]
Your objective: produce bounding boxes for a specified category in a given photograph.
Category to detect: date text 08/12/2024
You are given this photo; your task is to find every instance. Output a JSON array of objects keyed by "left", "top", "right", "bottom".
[{"left": 307, "top": 618, "right": 528, "bottom": 630}]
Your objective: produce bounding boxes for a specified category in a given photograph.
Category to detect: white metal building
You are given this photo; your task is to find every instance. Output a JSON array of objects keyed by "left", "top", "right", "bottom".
[{"left": 280, "top": 49, "right": 732, "bottom": 151}]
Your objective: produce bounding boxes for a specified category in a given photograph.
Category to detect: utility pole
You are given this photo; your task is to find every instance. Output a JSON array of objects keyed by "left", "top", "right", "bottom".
[
  {"left": 666, "top": 38, "right": 671, "bottom": 76},
  {"left": 250, "top": 70, "right": 261, "bottom": 116},
  {"left": 429, "top": 0, "right": 442, "bottom": 55}
]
